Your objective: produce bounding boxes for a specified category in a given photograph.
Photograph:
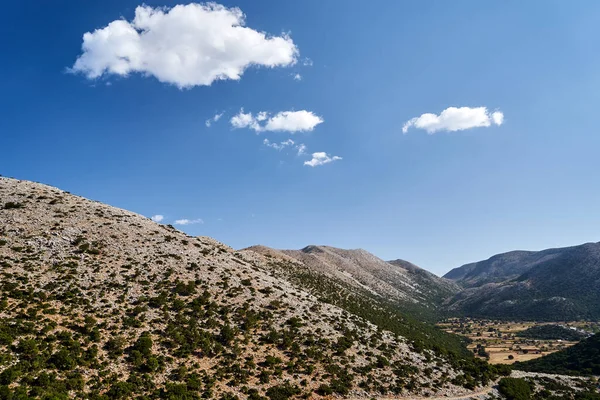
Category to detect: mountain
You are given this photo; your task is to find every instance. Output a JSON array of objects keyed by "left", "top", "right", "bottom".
[
  {"left": 444, "top": 243, "right": 600, "bottom": 320},
  {"left": 0, "top": 177, "right": 499, "bottom": 399},
  {"left": 242, "top": 245, "right": 471, "bottom": 363},
  {"left": 245, "top": 245, "right": 460, "bottom": 317},
  {"left": 387, "top": 259, "right": 460, "bottom": 306},
  {"left": 515, "top": 333, "right": 600, "bottom": 376}
]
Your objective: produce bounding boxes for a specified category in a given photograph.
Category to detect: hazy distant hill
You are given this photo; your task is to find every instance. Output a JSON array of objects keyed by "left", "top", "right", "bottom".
[
  {"left": 0, "top": 177, "right": 499, "bottom": 399},
  {"left": 444, "top": 243, "right": 600, "bottom": 320}
]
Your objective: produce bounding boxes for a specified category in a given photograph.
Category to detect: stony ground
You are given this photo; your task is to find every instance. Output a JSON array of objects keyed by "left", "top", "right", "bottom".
[{"left": 0, "top": 177, "right": 481, "bottom": 399}]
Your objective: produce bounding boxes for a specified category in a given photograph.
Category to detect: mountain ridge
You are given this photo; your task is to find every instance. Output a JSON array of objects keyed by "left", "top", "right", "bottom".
[{"left": 443, "top": 242, "right": 600, "bottom": 320}]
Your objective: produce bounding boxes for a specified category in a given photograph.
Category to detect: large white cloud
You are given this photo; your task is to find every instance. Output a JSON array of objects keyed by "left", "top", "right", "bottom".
[
  {"left": 70, "top": 3, "right": 299, "bottom": 88},
  {"left": 304, "top": 152, "right": 342, "bottom": 167},
  {"left": 402, "top": 107, "right": 504, "bottom": 134},
  {"left": 231, "top": 109, "right": 323, "bottom": 133}
]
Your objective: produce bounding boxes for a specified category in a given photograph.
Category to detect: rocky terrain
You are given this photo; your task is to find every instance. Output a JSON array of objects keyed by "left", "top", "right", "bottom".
[
  {"left": 0, "top": 177, "right": 500, "bottom": 399},
  {"left": 443, "top": 243, "right": 600, "bottom": 321},
  {"left": 245, "top": 245, "right": 459, "bottom": 314}
]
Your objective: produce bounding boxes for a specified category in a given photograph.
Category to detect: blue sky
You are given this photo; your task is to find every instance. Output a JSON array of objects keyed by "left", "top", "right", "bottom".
[{"left": 2, "top": 1, "right": 600, "bottom": 275}]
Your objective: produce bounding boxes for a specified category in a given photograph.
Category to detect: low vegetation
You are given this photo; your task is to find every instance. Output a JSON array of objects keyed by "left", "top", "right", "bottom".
[
  {"left": 517, "top": 324, "right": 589, "bottom": 341},
  {"left": 516, "top": 333, "right": 600, "bottom": 376},
  {"left": 0, "top": 177, "right": 503, "bottom": 399}
]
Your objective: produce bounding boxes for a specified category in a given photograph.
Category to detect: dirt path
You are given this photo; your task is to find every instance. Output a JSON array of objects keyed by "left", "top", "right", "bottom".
[{"left": 346, "top": 383, "right": 496, "bottom": 400}]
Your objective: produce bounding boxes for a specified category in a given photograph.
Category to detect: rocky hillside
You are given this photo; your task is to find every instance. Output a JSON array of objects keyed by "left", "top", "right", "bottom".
[
  {"left": 444, "top": 243, "right": 600, "bottom": 320},
  {"left": 0, "top": 177, "right": 499, "bottom": 399},
  {"left": 246, "top": 245, "right": 459, "bottom": 313},
  {"left": 242, "top": 246, "right": 470, "bottom": 358}
]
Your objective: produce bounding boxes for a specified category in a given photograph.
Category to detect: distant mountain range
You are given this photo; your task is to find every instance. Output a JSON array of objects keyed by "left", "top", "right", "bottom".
[
  {"left": 244, "top": 240, "right": 600, "bottom": 322},
  {"left": 443, "top": 243, "right": 600, "bottom": 320},
  {"left": 244, "top": 245, "right": 460, "bottom": 317}
]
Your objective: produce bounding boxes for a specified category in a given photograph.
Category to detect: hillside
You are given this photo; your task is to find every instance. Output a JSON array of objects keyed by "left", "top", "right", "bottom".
[
  {"left": 0, "top": 177, "right": 500, "bottom": 399},
  {"left": 247, "top": 245, "right": 459, "bottom": 313},
  {"left": 443, "top": 243, "right": 600, "bottom": 320},
  {"left": 516, "top": 325, "right": 590, "bottom": 341},
  {"left": 515, "top": 333, "right": 600, "bottom": 376},
  {"left": 241, "top": 246, "right": 476, "bottom": 361}
]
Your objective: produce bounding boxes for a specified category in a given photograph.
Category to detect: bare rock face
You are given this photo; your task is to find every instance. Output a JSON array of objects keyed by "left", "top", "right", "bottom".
[{"left": 0, "top": 177, "right": 480, "bottom": 399}]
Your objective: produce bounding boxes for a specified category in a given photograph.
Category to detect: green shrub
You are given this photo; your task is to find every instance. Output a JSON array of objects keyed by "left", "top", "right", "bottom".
[
  {"left": 498, "top": 377, "right": 533, "bottom": 400},
  {"left": 3, "top": 202, "right": 23, "bottom": 210},
  {"left": 265, "top": 383, "right": 300, "bottom": 400}
]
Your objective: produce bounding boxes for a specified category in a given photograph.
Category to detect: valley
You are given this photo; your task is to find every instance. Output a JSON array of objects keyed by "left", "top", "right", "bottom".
[{"left": 438, "top": 318, "right": 598, "bottom": 365}]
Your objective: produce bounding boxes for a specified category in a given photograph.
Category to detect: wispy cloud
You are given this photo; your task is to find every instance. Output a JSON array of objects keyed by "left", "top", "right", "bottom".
[
  {"left": 302, "top": 58, "right": 313, "bottom": 67},
  {"left": 304, "top": 152, "right": 342, "bottom": 167},
  {"left": 70, "top": 3, "right": 298, "bottom": 88},
  {"left": 174, "top": 218, "right": 204, "bottom": 225},
  {"left": 231, "top": 109, "right": 323, "bottom": 133},
  {"left": 263, "top": 138, "right": 307, "bottom": 155},
  {"left": 205, "top": 111, "right": 224, "bottom": 127},
  {"left": 151, "top": 215, "right": 164, "bottom": 223},
  {"left": 296, "top": 143, "right": 307, "bottom": 155},
  {"left": 292, "top": 73, "right": 302, "bottom": 81},
  {"left": 402, "top": 106, "right": 504, "bottom": 134}
]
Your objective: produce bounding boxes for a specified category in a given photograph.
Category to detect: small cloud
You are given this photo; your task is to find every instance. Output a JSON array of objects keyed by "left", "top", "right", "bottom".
[
  {"left": 292, "top": 73, "right": 302, "bottom": 81},
  {"left": 264, "top": 139, "right": 307, "bottom": 157},
  {"left": 491, "top": 111, "right": 504, "bottom": 126},
  {"left": 302, "top": 57, "right": 313, "bottom": 67},
  {"left": 304, "top": 152, "right": 342, "bottom": 167},
  {"left": 70, "top": 3, "right": 298, "bottom": 88},
  {"left": 230, "top": 108, "right": 261, "bottom": 131},
  {"left": 151, "top": 214, "right": 164, "bottom": 223},
  {"left": 263, "top": 138, "right": 295, "bottom": 150},
  {"left": 231, "top": 109, "right": 323, "bottom": 133},
  {"left": 206, "top": 111, "right": 224, "bottom": 127},
  {"left": 174, "top": 218, "right": 204, "bottom": 225},
  {"left": 296, "top": 143, "right": 307, "bottom": 155},
  {"left": 402, "top": 106, "right": 504, "bottom": 134}
]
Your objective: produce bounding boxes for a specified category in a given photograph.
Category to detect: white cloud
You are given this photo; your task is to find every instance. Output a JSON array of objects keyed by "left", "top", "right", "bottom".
[
  {"left": 70, "top": 3, "right": 298, "bottom": 88},
  {"left": 151, "top": 214, "right": 164, "bottom": 222},
  {"left": 402, "top": 107, "right": 504, "bottom": 134},
  {"left": 304, "top": 152, "right": 342, "bottom": 167},
  {"left": 263, "top": 138, "right": 294, "bottom": 150},
  {"left": 231, "top": 109, "right": 323, "bottom": 133},
  {"left": 293, "top": 73, "right": 302, "bottom": 81},
  {"left": 230, "top": 109, "right": 260, "bottom": 130},
  {"left": 302, "top": 58, "right": 313, "bottom": 67},
  {"left": 491, "top": 111, "right": 504, "bottom": 126},
  {"left": 263, "top": 138, "right": 307, "bottom": 155},
  {"left": 265, "top": 111, "right": 323, "bottom": 132},
  {"left": 174, "top": 218, "right": 204, "bottom": 225},
  {"left": 296, "top": 143, "right": 307, "bottom": 155},
  {"left": 205, "top": 111, "right": 224, "bottom": 127}
]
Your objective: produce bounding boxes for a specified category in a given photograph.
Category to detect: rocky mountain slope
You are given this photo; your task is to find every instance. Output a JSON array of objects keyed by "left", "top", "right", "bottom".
[
  {"left": 245, "top": 245, "right": 459, "bottom": 314},
  {"left": 0, "top": 177, "right": 498, "bottom": 399},
  {"left": 241, "top": 246, "right": 472, "bottom": 362},
  {"left": 443, "top": 243, "right": 600, "bottom": 320}
]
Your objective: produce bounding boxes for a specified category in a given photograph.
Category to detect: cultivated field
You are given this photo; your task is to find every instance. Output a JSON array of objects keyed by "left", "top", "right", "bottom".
[{"left": 437, "top": 318, "right": 599, "bottom": 365}]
